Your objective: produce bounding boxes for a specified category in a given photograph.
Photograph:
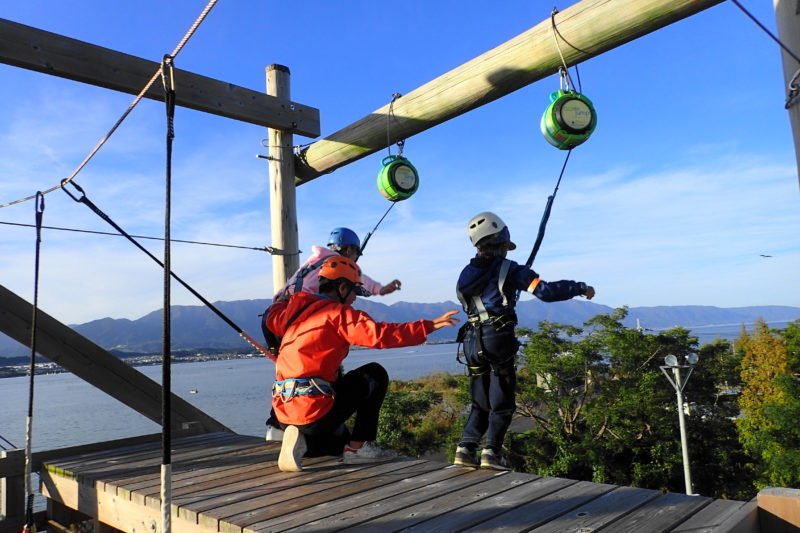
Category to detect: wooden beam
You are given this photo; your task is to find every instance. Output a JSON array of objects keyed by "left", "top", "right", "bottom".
[
  {"left": 294, "top": 0, "right": 724, "bottom": 183},
  {"left": 0, "top": 18, "right": 320, "bottom": 138},
  {"left": 0, "top": 284, "right": 231, "bottom": 434}
]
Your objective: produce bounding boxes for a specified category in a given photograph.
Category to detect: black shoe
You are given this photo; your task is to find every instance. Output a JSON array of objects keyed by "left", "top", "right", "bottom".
[
  {"left": 454, "top": 445, "right": 479, "bottom": 467},
  {"left": 480, "top": 448, "right": 510, "bottom": 470}
]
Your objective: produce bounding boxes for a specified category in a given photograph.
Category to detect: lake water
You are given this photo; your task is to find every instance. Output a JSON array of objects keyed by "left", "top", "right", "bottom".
[{"left": 0, "top": 343, "right": 464, "bottom": 452}]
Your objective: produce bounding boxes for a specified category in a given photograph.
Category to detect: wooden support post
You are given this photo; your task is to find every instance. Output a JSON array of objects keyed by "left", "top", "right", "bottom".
[
  {"left": 0, "top": 284, "right": 231, "bottom": 434},
  {"left": 0, "top": 449, "right": 25, "bottom": 527},
  {"left": 774, "top": 0, "right": 800, "bottom": 189},
  {"left": 758, "top": 486, "right": 800, "bottom": 531},
  {"left": 293, "top": 0, "right": 724, "bottom": 183},
  {"left": 266, "top": 64, "right": 300, "bottom": 292}
]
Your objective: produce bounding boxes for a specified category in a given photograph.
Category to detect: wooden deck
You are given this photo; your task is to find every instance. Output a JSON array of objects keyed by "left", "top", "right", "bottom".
[{"left": 38, "top": 432, "right": 758, "bottom": 533}]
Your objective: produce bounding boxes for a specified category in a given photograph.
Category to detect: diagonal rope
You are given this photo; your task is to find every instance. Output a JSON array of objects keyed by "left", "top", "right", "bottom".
[{"left": 0, "top": 0, "right": 220, "bottom": 210}]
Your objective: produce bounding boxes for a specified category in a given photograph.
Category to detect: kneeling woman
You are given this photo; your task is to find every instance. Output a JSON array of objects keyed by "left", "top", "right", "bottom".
[{"left": 267, "top": 256, "right": 458, "bottom": 471}]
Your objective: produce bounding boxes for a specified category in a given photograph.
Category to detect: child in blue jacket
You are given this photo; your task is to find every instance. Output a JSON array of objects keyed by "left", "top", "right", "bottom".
[{"left": 454, "top": 211, "right": 595, "bottom": 469}]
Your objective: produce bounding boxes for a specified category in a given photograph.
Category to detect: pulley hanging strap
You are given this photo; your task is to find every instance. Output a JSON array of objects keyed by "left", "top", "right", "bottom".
[
  {"left": 23, "top": 192, "right": 45, "bottom": 533},
  {"left": 160, "top": 54, "right": 175, "bottom": 533},
  {"left": 60, "top": 180, "right": 274, "bottom": 361},
  {"left": 516, "top": 148, "right": 572, "bottom": 302}
]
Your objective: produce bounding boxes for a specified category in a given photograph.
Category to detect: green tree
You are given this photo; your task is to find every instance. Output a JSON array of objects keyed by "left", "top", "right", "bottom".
[
  {"left": 738, "top": 319, "right": 800, "bottom": 489},
  {"left": 511, "top": 308, "right": 754, "bottom": 498}
]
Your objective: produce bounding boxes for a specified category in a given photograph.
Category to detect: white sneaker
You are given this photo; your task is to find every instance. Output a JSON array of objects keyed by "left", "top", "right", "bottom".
[
  {"left": 265, "top": 424, "right": 284, "bottom": 442},
  {"left": 342, "top": 442, "right": 398, "bottom": 464},
  {"left": 278, "top": 426, "right": 306, "bottom": 472}
]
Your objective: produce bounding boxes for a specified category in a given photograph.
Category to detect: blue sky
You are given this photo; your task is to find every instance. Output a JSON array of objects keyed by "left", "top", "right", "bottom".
[{"left": 1, "top": 1, "right": 798, "bottom": 325}]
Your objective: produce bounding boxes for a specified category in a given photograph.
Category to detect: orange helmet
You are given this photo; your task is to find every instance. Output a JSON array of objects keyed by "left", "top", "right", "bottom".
[{"left": 319, "top": 256, "right": 362, "bottom": 285}]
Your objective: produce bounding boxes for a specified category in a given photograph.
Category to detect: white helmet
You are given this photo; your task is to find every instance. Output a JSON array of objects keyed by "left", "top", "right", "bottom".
[{"left": 467, "top": 211, "right": 516, "bottom": 250}]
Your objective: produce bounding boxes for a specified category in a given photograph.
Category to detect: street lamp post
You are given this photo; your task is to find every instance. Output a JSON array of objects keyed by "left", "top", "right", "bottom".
[{"left": 660, "top": 353, "right": 699, "bottom": 496}]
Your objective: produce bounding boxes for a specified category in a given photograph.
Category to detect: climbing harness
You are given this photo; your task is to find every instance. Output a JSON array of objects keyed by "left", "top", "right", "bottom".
[
  {"left": 455, "top": 258, "right": 517, "bottom": 375},
  {"left": 0, "top": 0, "right": 220, "bottom": 210},
  {"left": 22, "top": 192, "right": 44, "bottom": 533},
  {"left": 273, "top": 377, "right": 335, "bottom": 401},
  {"left": 61, "top": 180, "right": 272, "bottom": 360}
]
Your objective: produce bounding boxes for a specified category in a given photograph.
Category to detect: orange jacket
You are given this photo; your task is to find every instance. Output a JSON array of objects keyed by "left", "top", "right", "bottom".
[{"left": 267, "top": 291, "right": 435, "bottom": 425}]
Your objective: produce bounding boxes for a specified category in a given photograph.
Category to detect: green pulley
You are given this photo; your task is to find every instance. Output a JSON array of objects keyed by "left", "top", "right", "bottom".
[
  {"left": 377, "top": 155, "right": 419, "bottom": 202},
  {"left": 540, "top": 89, "right": 597, "bottom": 150}
]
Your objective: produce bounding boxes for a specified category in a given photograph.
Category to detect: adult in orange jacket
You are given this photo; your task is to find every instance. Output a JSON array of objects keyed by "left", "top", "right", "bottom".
[{"left": 268, "top": 255, "right": 458, "bottom": 472}]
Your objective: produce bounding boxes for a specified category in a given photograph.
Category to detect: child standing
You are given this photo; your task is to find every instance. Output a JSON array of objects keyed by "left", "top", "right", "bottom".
[{"left": 454, "top": 211, "right": 595, "bottom": 470}]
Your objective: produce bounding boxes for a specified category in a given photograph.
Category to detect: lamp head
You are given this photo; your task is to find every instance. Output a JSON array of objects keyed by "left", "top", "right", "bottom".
[
  {"left": 687, "top": 353, "right": 699, "bottom": 365},
  {"left": 664, "top": 354, "right": 679, "bottom": 366}
]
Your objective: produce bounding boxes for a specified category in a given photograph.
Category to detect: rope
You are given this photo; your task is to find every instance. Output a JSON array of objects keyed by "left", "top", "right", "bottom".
[
  {"left": 23, "top": 191, "right": 45, "bottom": 533},
  {"left": 61, "top": 180, "right": 274, "bottom": 361},
  {"left": 385, "top": 93, "right": 404, "bottom": 157},
  {"left": 160, "top": 54, "right": 175, "bottom": 533},
  {"left": 728, "top": 0, "right": 800, "bottom": 109},
  {"left": 550, "top": 8, "right": 583, "bottom": 93},
  {"left": 516, "top": 148, "right": 573, "bottom": 301},
  {"left": 0, "top": 221, "right": 294, "bottom": 255},
  {"left": 0, "top": 0, "right": 220, "bottom": 210},
  {"left": 358, "top": 202, "right": 396, "bottom": 257}
]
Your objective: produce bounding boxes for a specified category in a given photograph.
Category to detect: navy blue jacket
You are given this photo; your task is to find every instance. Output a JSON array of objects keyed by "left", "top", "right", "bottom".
[{"left": 457, "top": 256, "right": 587, "bottom": 318}]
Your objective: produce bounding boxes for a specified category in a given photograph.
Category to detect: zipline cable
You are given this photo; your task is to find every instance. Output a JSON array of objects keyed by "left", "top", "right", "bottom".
[
  {"left": 0, "top": 0, "right": 220, "bottom": 210},
  {"left": 516, "top": 148, "right": 572, "bottom": 302},
  {"left": 62, "top": 180, "right": 273, "bottom": 361},
  {"left": 22, "top": 191, "right": 45, "bottom": 533},
  {"left": 0, "top": 221, "right": 293, "bottom": 254},
  {"left": 160, "top": 54, "right": 175, "bottom": 533}
]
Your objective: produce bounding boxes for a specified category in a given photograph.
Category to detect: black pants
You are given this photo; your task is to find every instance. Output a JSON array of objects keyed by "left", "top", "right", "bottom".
[
  {"left": 279, "top": 362, "right": 389, "bottom": 457},
  {"left": 460, "top": 324, "right": 518, "bottom": 450}
]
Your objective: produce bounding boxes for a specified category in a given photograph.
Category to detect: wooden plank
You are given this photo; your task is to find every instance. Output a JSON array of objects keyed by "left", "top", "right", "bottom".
[
  {"left": 106, "top": 442, "right": 279, "bottom": 494},
  {"left": 523, "top": 485, "right": 661, "bottom": 533},
  {"left": 715, "top": 498, "right": 759, "bottom": 533},
  {"left": 201, "top": 461, "right": 406, "bottom": 531},
  {"left": 459, "top": 480, "right": 617, "bottom": 532},
  {"left": 174, "top": 457, "right": 338, "bottom": 523},
  {"left": 394, "top": 476, "right": 574, "bottom": 533},
  {"left": 0, "top": 284, "right": 231, "bottom": 434},
  {"left": 46, "top": 433, "right": 236, "bottom": 475},
  {"left": 671, "top": 498, "right": 756, "bottom": 533},
  {"left": 227, "top": 459, "right": 441, "bottom": 532},
  {"left": 594, "top": 491, "right": 712, "bottom": 533},
  {"left": 40, "top": 468, "right": 211, "bottom": 533},
  {"left": 245, "top": 460, "right": 450, "bottom": 532},
  {"left": 0, "top": 448, "right": 24, "bottom": 478},
  {"left": 295, "top": 467, "right": 497, "bottom": 532},
  {"left": 71, "top": 435, "right": 256, "bottom": 486},
  {"left": 343, "top": 471, "right": 537, "bottom": 533},
  {"left": 0, "top": 18, "right": 320, "bottom": 138},
  {"left": 293, "top": 0, "right": 724, "bottom": 183}
]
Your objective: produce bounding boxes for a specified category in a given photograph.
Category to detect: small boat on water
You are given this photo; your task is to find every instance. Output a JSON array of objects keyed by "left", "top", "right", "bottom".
[{"left": 188, "top": 389, "right": 198, "bottom": 394}]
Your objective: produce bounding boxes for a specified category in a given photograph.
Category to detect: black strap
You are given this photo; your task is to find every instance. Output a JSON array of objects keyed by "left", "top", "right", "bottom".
[{"left": 23, "top": 192, "right": 45, "bottom": 532}]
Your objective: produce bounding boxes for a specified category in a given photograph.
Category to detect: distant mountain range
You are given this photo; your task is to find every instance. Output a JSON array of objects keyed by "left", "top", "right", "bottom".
[{"left": 1, "top": 298, "right": 798, "bottom": 359}]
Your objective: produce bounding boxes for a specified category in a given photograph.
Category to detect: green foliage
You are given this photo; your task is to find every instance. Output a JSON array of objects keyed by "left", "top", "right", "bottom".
[
  {"left": 377, "top": 373, "right": 466, "bottom": 457},
  {"left": 511, "top": 307, "right": 756, "bottom": 498},
  {"left": 737, "top": 319, "right": 800, "bottom": 489}
]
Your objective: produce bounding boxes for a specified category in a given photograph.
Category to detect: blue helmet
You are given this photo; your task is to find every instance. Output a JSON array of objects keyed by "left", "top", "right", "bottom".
[{"left": 328, "top": 227, "right": 360, "bottom": 248}]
